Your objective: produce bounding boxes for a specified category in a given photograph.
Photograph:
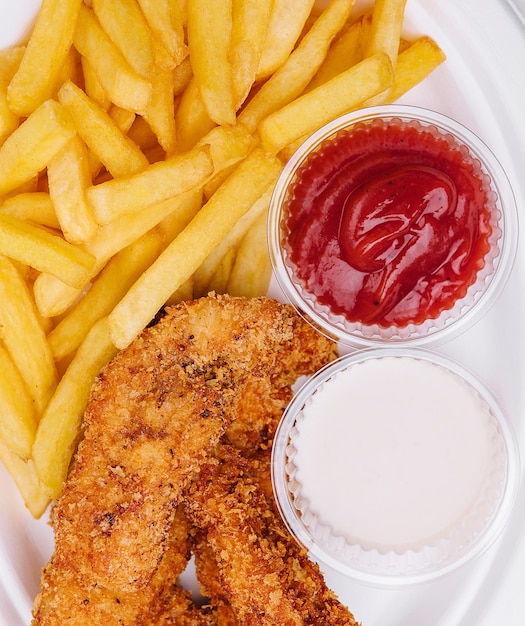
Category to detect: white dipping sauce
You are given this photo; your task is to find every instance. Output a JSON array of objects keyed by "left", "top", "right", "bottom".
[{"left": 293, "top": 356, "right": 494, "bottom": 551}]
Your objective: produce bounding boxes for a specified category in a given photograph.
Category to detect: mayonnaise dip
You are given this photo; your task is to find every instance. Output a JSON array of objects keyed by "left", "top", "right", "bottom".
[{"left": 292, "top": 355, "right": 496, "bottom": 552}]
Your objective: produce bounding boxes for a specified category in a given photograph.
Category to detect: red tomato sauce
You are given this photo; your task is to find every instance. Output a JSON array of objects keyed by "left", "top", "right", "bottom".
[{"left": 285, "top": 119, "right": 496, "bottom": 327}]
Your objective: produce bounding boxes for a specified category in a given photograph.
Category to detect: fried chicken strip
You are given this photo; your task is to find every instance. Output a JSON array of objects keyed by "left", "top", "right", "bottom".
[
  {"left": 185, "top": 444, "right": 360, "bottom": 626},
  {"left": 33, "top": 295, "right": 337, "bottom": 625}
]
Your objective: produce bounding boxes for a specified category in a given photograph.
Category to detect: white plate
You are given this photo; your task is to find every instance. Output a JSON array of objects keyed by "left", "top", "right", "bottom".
[{"left": 2, "top": 1, "right": 525, "bottom": 624}]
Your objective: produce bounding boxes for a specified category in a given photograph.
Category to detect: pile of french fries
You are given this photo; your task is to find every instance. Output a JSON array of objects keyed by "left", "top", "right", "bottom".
[{"left": 0, "top": 0, "right": 445, "bottom": 517}]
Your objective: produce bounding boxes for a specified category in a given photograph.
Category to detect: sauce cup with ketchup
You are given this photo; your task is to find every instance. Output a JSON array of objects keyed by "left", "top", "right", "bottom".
[{"left": 268, "top": 105, "right": 519, "bottom": 347}]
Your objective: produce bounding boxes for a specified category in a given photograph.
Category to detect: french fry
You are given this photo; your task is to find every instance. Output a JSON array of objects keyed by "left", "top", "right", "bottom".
[
  {"left": 48, "top": 230, "right": 163, "bottom": 362},
  {"left": 73, "top": 4, "right": 152, "bottom": 114},
  {"left": 58, "top": 80, "right": 149, "bottom": 179},
  {"left": 0, "top": 214, "right": 96, "bottom": 288},
  {"left": 108, "top": 105, "right": 136, "bottom": 134},
  {"left": 87, "top": 145, "right": 213, "bottom": 224},
  {"left": 33, "top": 316, "right": 119, "bottom": 500},
  {"left": 0, "top": 99, "right": 76, "bottom": 197},
  {"left": 0, "top": 46, "right": 25, "bottom": 84},
  {"left": 387, "top": 36, "right": 447, "bottom": 102},
  {"left": 0, "top": 342, "right": 37, "bottom": 460},
  {"left": 366, "top": 0, "right": 408, "bottom": 67},
  {"left": 238, "top": 0, "right": 356, "bottom": 133},
  {"left": 230, "top": 0, "right": 273, "bottom": 109},
  {"left": 126, "top": 115, "right": 159, "bottom": 153},
  {"left": 197, "top": 124, "right": 254, "bottom": 176},
  {"left": 81, "top": 56, "right": 111, "bottom": 111},
  {"left": 92, "top": 0, "right": 155, "bottom": 78},
  {"left": 7, "top": 0, "right": 83, "bottom": 116},
  {"left": 136, "top": 0, "right": 188, "bottom": 69},
  {"left": 227, "top": 209, "right": 273, "bottom": 298},
  {"left": 0, "top": 256, "right": 57, "bottom": 416},
  {"left": 172, "top": 56, "right": 193, "bottom": 97},
  {"left": 175, "top": 78, "right": 216, "bottom": 152},
  {"left": 0, "top": 441, "right": 50, "bottom": 518},
  {"left": 256, "top": 0, "right": 316, "bottom": 81},
  {"left": 108, "top": 148, "right": 283, "bottom": 349},
  {"left": 186, "top": 0, "right": 236, "bottom": 126},
  {"left": 33, "top": 189, "right": 202, "bottom": 317},
  {"left": 306, "top": 13, "right": 372, "bottom": 92},
  {"left": 47, "top": 135, "right": 98, "bottom": 244},
  {"left": 0, "top": 192, "right": 60, "bottom": 230},
  {"left": 257, "top": 53, "right": 394, "bottom": 155},
  {"left": 143, "top": 45, "right": 178, "bottom": 154},
  {"left": 0, "top": 87, "right": 19, "bottom": 147},
  {"left": 0, "top": 49, "right": 23, "bottom": 144},
  {"left": 158, "top": 188, "right": 203, "bottom": 242},
  {"left": 164, "top": 275, "right": 194, "bottom": 306},
  {"left": 193, "top": 184, "right": 273, "bottom": 296},
  {"left": 207, "top": 247, "right": 237, "bottom": 295}
]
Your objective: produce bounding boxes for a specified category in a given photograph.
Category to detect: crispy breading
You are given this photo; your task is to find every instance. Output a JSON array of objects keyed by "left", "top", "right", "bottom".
[
  {"left": 33, "top": 295, "right": 339, "bottom": 625},
  {"left": 185, "top": 444, "right": 360, "bottom": 626}
]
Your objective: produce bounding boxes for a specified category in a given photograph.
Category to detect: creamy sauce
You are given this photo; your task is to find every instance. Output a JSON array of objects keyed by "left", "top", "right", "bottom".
[{"left": 293, "top": 356, "right": 494, "bottom": 551}]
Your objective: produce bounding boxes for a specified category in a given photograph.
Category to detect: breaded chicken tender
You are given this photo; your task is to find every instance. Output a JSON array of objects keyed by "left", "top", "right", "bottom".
[
  {"left": 185, "top": 444, "right": 360, "bottom": 626},
  {"left": 33, "top": 295, "right": 340, "bottom": 625}
]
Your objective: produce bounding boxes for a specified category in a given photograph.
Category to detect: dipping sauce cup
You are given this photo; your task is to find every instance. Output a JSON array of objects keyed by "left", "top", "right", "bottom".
[
  {"left": 268, "top": 105, "right": 519, "bottom": 347},
  {"left": 271, "top": 348, "right": 520, "bottom": 586}
]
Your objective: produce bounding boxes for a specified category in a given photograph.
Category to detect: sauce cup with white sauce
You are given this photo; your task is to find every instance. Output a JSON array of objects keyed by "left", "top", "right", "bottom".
[
  {"left": 268, "top": 105, "right": 519, "bottom": 347},
  {"left": 271, "top": 348, "right": 520, "bottom": 586}
]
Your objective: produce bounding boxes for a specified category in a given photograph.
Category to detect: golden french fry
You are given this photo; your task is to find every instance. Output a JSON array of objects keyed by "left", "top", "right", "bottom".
[
  {"left": 197, "top": 124, "right": 254, "bottom": 176},
  {"left": 239, "top": 0, "right": 355, "bottom": 133},
  {"left": 144, "top": 46, "right": 178, "bottom": 154},
  {"left": 80, "top": 55, "right": 111, "bottom": 111},
  {"left": 74, "top": 4, "right": 152, "bottom": 114},
  {"left": 47, "top": 135, "right": 98, "bottom": 244},
  {"left": 126, "top": 115, "right": 159, "bottom": 152},
  {"left": 0, "top": 214, "right": 96, "bottom": 288},
  {"left": 227, "top": 209, "right": 273, "bottom": 298},
  {"left": 87, "top": 144, "right": 213, "bottom": 224},
  {"left": 58, "top": 81, "right": 149, "bottom": 179},
  {"left": 158, "top": 188, "right": 203, "bottom": 242},
  {"left": 108, "top": 105, "right": 136, "bottom": 134},
  {"left": 306, "top": 13, "right": 373, "bottom": 91},
  {"left": 48, "top": 230, "right": 163, "bottom": 361},
  {"left": 108, "top": 148, "right": 283, "bottom": 349},
  {"left": 193, "top": 184, "right": 273, "bottom": 296},
  {"left": 230, "top": 0, "right": 273, "bottom": 109},
  {"left": 165, "top": 275, "right": 194, "bottom": 306},
  {"left": 0, "top": 99, "right": 76, "bottom": 197},
  {"left": 256, "top": 0, "right": 316, "bottom": 80},
  {"left": 0, "top": 46, "right": 25, "bottom": 83},
  {"left": 365, "top": 0, "right": 408, "bottom": 66},
  {"left": 258, "top": 53, "right": 394, "bottom": 155},
  {"left": 186, "top": 0, "right": 236, "bottom": 126},
  {"left": 172, "top": 56, "right": 193, "bottom": 97},
  {"left": 33, "top": 189, "right": 202, "bottom": 317},
  {"left": 0, "top": 342, "right": 37, "bottom": 460},
  {"left": 0, "top": 192, "right": 60, "bottom": 230},
  {"left": 0, "top": 256, "right": 57, "bottom": 416},
  {"left": 7, "top": 0, "right": 83, "bottom": 116},
  {"left": 92, "top": 0, "right": 155, "bottom": 77},
  {"left": 387, "top": 36, "right": 447, "bottom": 102},
  {"left": 33, "top": 316, "right": 119, "bottom": 499},
  {"left": 137, "top": 0, "right": 188, "bottom": 68},
  {"left": 0, "top": 87, "right": 19, "bottom": 147},
  {"left": 0, "top": 441, "right": 50, "bottom": 518},
  {"left": 175, "top": 78, "right": 216, "bottom": 152},
  {"left": 207, "top": 247, "right": 237, "bottom": 295}
]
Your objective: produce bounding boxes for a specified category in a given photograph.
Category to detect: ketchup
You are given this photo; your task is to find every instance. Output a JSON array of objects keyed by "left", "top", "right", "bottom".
[{"left": 285, "top": 119, "right": 495, "bottom": 327}]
